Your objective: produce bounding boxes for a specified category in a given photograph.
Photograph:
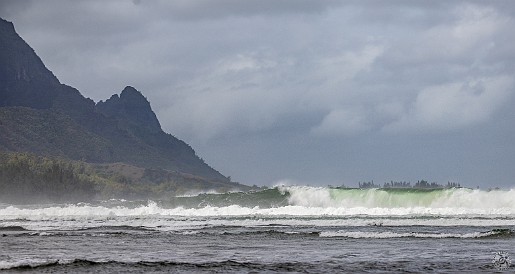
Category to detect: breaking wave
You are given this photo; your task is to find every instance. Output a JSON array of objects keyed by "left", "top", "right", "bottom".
[
  {"left": 284, "top": 186, "right": 515, "bottom": 209},
  {"left": 319, "top": 228, "right": 514, "bottom": 239},
  {"left": 0, "top": 187, "right": 514, "bottom": 219}
]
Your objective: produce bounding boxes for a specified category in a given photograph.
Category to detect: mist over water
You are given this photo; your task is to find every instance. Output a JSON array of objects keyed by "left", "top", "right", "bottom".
[{"left": 1, "top": 186, "right": 514, "bottom": 272}]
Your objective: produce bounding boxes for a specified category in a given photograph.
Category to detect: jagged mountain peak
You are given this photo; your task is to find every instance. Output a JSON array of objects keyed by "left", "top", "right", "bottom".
[
  {"left": 96, "top": 86, "right": 162, "bottom": 133},
  {"left": 120, "top": 85, "right": 140, "bottom": 96}
]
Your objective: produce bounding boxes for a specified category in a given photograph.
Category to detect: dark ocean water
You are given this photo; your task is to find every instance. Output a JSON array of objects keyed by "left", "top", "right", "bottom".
[{"left": 1, "top": 186, "right": 514, "bottom": 273}]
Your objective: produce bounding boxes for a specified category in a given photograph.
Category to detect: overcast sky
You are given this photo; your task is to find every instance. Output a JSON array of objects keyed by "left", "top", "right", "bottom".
[{"left": 1, "top": 0, "right": 515, "bottom": 188}]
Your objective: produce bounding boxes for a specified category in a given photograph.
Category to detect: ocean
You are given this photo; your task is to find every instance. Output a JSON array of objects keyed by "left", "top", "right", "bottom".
[{"left": 0, "top": 186, "right": 514, "bottom": 273}]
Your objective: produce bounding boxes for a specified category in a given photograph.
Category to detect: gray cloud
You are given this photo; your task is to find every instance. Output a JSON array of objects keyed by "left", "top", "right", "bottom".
[
  {"left": 384, "top": 76, "right": 514, "bottom": 133},
  {"left": 2, "top": 0, "right": 515, "bottom": 187},
  {"left": 147, "top": 0, "right": 343, "bottom": 20}
]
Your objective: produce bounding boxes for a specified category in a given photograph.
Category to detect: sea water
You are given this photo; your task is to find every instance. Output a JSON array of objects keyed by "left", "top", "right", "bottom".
[{"left": 0, "top": 186, "right": 514, "bottom": 273}]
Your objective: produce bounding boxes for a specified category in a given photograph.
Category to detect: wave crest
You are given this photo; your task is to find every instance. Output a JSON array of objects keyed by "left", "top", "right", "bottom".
[
  {"left": 1, "top": 187, "right": 515, "bottom": 219},
  {"left": 319, "top": 228, "right": 514, "bottom": 239},
  {"left": 283, "top": 186, "right": 515, "bottom": 209}
]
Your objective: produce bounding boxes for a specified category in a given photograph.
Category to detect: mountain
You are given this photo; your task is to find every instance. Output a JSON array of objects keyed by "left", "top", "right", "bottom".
[{"left": 0, "top": 17, "right": 243, "bottom": 199}]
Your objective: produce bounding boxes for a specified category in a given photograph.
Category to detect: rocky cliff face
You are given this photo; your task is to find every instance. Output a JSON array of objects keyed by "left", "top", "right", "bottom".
[
  {"left": 0, "top": 18, "right": 228, "bottom": 182},
  {"left": 0, "top": 18, "right": 60, "bottom": 109}
]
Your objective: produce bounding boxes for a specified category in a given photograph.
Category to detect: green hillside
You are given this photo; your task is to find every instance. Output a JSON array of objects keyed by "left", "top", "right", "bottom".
[{"left": 0, "top": 151, "right": 251, "bottom": 203}]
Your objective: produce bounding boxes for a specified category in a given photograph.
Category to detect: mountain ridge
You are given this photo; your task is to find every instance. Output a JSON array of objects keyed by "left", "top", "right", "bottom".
[{"left": 0, "top": 17, "right": 235, "bottom": 192}]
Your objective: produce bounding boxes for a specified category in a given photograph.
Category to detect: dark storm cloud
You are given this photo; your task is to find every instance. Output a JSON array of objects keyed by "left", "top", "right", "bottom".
[{"left": 1, "top": 0, "right": 515, "bottom": 187}]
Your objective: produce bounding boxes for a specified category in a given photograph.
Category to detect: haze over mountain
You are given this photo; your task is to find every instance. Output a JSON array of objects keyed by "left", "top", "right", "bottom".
[{"left": 0, "top": 17, "right": 233, "bottom": 191}]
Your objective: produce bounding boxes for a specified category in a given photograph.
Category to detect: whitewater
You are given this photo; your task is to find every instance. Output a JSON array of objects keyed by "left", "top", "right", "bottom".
[{"left": 1, "top": 186, "right": 514, "bottom": 272}]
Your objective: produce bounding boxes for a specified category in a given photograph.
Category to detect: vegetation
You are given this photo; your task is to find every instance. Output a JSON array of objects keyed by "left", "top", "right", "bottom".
[
  {"left": 0, "top": 151, "right": 96, "bottom": 203},
  {"left": 0, "top": 151, "right": 251, "bottom": 203},
  {"left": 0, "top": 107, "right": 113, "bottom": 162},
  {"left": 358, "top": 179, "right": 461, "bottom": 189},
  {"left": 358, "top": 181, "right": 380, "bottom": 188}
]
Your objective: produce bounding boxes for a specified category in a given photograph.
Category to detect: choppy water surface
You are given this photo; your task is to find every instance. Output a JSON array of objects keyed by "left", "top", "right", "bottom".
[{"left": 1, "top": 186, "right": 514, "bottom": 273}]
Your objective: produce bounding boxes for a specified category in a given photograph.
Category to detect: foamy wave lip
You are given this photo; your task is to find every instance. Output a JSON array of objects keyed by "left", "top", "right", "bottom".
[
  {"left": 319, "top": 230, "right": 500, "bottom": 239},
  {"left": 283, "top": 186, "right": 515, "bottom": 209},
  {"left": 1, "top": 203, "right": 515, "bottom": 220}
]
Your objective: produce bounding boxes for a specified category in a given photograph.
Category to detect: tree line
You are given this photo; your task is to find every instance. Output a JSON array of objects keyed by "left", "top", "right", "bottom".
[
  {"left": 358, "top": 180, "right": 461, "bottom": 189},
  {"left": 0, "top": 151, "right": 249, "bottom": 203},
  {"left": 0, "top": 151, "right": 96, "bottom": 202}
]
